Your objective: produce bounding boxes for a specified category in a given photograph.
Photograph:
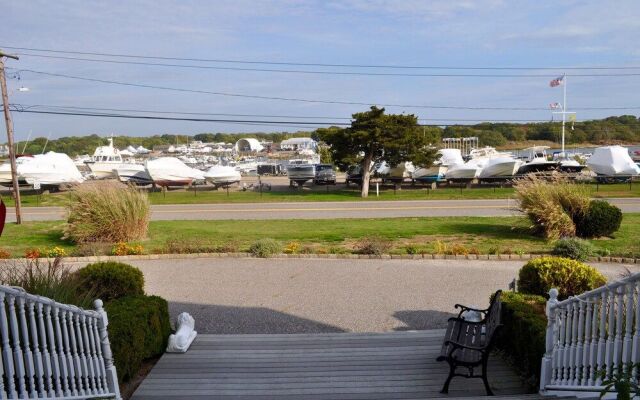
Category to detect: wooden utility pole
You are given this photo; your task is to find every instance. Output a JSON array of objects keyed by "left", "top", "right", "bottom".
[{"left": 0, "top": 50, "right": 22, "bottom": 224}]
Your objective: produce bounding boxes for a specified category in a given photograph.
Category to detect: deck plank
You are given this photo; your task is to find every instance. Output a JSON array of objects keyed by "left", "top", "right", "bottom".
[{"left": 132, "top": 330, "right": 537, "bottom": 400}]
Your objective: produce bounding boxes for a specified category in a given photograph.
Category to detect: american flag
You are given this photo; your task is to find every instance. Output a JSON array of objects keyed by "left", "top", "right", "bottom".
[
  {"left": 549, "top": 75, "right": 565, "bottom": 87},
  {"left": 549, "top": 102, "right": 561, "bottom": 109}
]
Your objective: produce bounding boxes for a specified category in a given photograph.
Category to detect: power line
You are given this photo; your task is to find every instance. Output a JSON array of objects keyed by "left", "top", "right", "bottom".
[
  {"left": 4, "top": 45, "right": 640, "bottom": 71},
  {"left": 13, "top": 52, "right": 640, "bottom": 77},
  {"left": 9, "top": 106, "right": 587, "bottom": 125},
  {"left": 12, "top": 68, "right": 640, "bottom": 111}
]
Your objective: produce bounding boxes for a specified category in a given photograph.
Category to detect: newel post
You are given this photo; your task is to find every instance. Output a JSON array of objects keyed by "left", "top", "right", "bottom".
[
  {"left": 94, "top": 299, "right": 122, "bottom": 400},
  {"left": 540, "top": 288, "right": 559, "bottom": 393}
]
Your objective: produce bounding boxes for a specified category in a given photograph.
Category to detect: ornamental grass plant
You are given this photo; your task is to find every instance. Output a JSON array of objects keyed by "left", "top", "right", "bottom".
[
  {"left": 64, "top": 181, "right": 150, "bottom": 243},
  {"left": 514, "top": 174, "right": 591, "bottom": 239}
]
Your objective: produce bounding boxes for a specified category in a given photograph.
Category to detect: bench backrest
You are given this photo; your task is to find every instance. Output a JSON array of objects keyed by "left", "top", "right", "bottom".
[
  {"left": 0, "top": 285, "right": 121, "bottom": 400},
  {"left": 485, "top": 290, "right": 502, "bottom": 340}
]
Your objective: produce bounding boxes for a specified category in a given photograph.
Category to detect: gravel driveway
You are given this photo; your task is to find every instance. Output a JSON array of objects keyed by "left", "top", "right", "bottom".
[{"left": 77, "top": 257, "right": 639, "bottom": 334}]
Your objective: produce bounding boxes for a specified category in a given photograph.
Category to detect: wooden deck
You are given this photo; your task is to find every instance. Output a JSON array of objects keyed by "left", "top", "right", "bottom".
[{"left": 132, "top": 329, "right": 560, "bottom": 400}]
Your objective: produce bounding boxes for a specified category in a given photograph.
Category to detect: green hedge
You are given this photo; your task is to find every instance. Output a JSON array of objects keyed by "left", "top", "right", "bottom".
[
  {"left": 518, "top": 257, "right": 606, "bottom": 300},
  {"left": 105, "top": 295, "right": 171, "bottom": 382},
  {"left": 77, "top": 262, "right": 145, "bottom": 302},
  {"left": 495, "top": 291, "right": 547, "bottom": 387},
  {"left": 575, "top": 200, "right": 623, "bottom": 238}
]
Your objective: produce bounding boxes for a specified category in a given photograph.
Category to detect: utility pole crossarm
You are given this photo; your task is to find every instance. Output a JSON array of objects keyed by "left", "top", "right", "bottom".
[{"left": 0, "top": 49, "right": 22, "bottom": 224}]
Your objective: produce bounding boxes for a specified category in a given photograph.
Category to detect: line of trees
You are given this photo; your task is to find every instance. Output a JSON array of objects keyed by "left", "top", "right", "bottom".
[{"left": 11, "top": 115, "right": 639, "bottom": 157}]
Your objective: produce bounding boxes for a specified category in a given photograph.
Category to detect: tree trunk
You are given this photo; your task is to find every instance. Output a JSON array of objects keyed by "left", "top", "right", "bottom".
[{"left": 361, "top": 154, "right": 372, "bottom": 198}]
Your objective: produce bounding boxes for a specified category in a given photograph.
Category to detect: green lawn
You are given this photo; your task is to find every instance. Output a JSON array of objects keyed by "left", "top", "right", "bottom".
[
  {"left": 3, "top": 181, "right": 639, "bottom": 207},
  {"left": 2, "top": 214, "right": 638, "bottom": 258}
]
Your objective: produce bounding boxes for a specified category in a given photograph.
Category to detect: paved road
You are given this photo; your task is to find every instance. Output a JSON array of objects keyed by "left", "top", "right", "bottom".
[
  {"left": 70, "top": 257, "right": 638, "bottom": 334},
  {"left": 6, "top": 197, "right": 640, "bottom": 222}
]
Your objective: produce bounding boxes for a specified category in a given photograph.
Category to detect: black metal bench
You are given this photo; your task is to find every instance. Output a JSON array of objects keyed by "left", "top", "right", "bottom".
[{"left": 436, "top": 290, "right": 503, "bottom": 396}]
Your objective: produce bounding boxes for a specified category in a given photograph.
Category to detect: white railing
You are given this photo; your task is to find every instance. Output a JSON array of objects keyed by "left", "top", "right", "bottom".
[
  {"left": 0, "top": 284, "right": 121, "bottom": 399},
  {"left": 540, "top": 272, "right": 640, "bottom": 397}
]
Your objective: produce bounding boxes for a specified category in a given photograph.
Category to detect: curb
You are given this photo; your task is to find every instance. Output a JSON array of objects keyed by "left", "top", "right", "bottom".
[{"left": 17, "top": 253, "right": 640, "bottom": 264}]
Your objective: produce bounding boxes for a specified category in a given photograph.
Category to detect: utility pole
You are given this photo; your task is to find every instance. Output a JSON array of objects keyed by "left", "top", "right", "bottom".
[{"left": 0, "top": 49, "right": 22, "bottom": 224}]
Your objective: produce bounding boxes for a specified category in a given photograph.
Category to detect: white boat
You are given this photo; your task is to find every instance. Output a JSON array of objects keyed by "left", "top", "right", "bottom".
[
  {"left": 0, "top": 157, "right": 31, "bottom": 185},
  {"left": 18, "top": 152, "right": 84, "bottom": 187},
  {"left": 145, "top": 157, "right": 205, "bottom": 187},
  {"left": 413, "top": 149, "right": 463, "bottom": 183},
  {"left": 380, "top": 162, "right": 414, "bottom": 182},
  {"left": 587, "top": 146, "right": 640, "bottom": 177},
  {"left": 287, "top": 159, "right": 316, "bottom": 185},
  {"left": 445, "top": 160, "right": 484, "bottom": 181},
  {"left": 86, "top": 137, "right": 125, "bottom": 179},
  {"left": 114, "top": 163, "right": 153, "bottom": 185},
  {"left": 478, "top": 157, "right": 523, "bottom": 180},
  {"left": 204, "top": 165, "right": 241, "bottom": 187},
  {"left": 517, "top": 146, "right": 559, "bottom": 174}
]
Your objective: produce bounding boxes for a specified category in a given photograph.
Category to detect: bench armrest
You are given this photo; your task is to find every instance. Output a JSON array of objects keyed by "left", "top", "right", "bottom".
[
  {"left": 446, "top": 316, "right": 485, "bottom": 326},
  {"left": 454, "top": 304, "right": 489, "bottom": 318}
]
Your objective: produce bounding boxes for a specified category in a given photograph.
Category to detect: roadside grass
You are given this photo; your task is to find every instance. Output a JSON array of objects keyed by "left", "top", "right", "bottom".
[
  {"left": 2, "top": 214, "right": 638, "bottom": 258},
  {"left": 3, "top": 182, "right": 639, "bottom": 207}
]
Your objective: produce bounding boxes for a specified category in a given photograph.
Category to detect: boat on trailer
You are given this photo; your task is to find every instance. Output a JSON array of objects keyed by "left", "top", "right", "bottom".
[
  {"left": 145, "top": 157, "right": 205, "bottom": 187},
  {"left": 287, "top": 159, "right": 316, "bottom": 187}
]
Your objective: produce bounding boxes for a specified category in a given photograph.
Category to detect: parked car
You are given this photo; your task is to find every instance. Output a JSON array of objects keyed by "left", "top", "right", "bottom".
[
  {"left": 313, "top": 164, "right": 336, "bottom": 185},
  {"left": 345, "top": 164, "right": 363, "bottom": 186}
]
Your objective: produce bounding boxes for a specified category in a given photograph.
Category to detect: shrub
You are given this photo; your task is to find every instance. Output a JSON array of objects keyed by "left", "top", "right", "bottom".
[
  {"left": 105, "top": 295, "right": 171, "bottom": 382},
  {"left": 552, "top": 237, "right": 595, "bottom": 261},
  {"left": 518, "top": 257, "right": 606, "bottom": 300},
  {"left": 514, "top": 175, "right": 591, "bottom": 239},
  {"left": 434, "top": 240, "right": 447, "bottom": 254},
  {"left": 404, "top": 244, "right": 420, "bottom": 255},
  {"left": 283, "top": 241, "right": 301, "bottom": 254},
  {"left": 468, "top": 246, "right": 480, "bottom": 255},
  {"left": 0, "top": 258, "right": 94, "bottom": 308},
  {"left": 76, "top": 262, "right": 144, "bottom": 302},
  {"left": 42, "top": 246, "right": 67, "bottom": 258},
  {"left": 0, "top": 249, "right": 10, "bottom": 259},
  {"left": 72, "top": 242, "right": 112, "bottom": 257},
  {"left": 216, "top": 241, "right": 239, "bottom": 253},
  {"left": 64, "top": 181, "right": 150, "bottom": 244},
  {"left": 575, "top": 200, "right": 623, "bottom": 238},
  {"left": 446, "top": 243, "right": 468, "bottom": 256},
  {"left": 25, "top": 248, "right": 41, "bottom": 259},
  {"left": 249, "top": 238, "right": 282, "bottom": 258},
  {"left": 354, "top": 236, "right": 392, "bottom": 255},
  {"left": 494, "top": 291, "right": 547, "bottom": 387},
  {"left": 111, "top": 242, "right": 144, "bottom": 256}
]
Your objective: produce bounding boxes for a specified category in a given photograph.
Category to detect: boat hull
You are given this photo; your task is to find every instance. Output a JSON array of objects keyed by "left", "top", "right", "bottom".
[
  {"left": 445, "top": 166, "right": 479, "bottom": 181},
  {"left": 478, "top": 160, "right": 522, "bottom": 180},
  {"left": 87, "top": 162, "right": 121, "bottom": 179},
  {"left": 412, "top": 166, "right": 447, "bottom": 183},
  {"left": 517, "top": 161, "right": 559, "bottom": 174},
  {"left": 114, "top": 165, "right": 153, "bottom": 185}
]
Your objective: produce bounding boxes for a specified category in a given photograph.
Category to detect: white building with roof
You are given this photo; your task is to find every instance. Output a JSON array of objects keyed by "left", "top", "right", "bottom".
[
  {"left": 235, "top": 138, "right": 264, "bottom": 153},
  {"left": 280, "top": 137, "right": 317, "bottom": 152}
]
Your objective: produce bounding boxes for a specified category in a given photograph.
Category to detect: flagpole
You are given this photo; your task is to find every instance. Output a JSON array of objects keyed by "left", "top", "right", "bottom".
[{"left": 562, "top": 73, "right": 566, "bottom": 155}]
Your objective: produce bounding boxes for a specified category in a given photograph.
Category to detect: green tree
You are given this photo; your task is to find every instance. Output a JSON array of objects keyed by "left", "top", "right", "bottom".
[{"left": 318, "top": 106, "right": 437, "bottom": 198}]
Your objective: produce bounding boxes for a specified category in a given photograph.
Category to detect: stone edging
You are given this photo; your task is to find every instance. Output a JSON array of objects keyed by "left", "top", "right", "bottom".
[{"left": 19, "top": 253, "right": 640, "bottom": 264}]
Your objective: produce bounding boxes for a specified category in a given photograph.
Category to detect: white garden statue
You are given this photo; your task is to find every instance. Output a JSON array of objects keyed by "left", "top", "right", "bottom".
[{"left": 166, "top": 312, "right": 197, "bottom": 353}]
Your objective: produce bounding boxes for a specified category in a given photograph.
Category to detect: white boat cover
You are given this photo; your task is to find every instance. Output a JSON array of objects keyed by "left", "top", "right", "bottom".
[
  {"left": 146, "top": 157, "right": 205, "bottom": 181},
  {"left": 587, "top": 146, "right": 640, "bottom": 176},
  {"left": 204, "top": 165, "right": 241, "bottom": 182},
  {"left": 438, "top": 149, "right": 464, "bottom": 166},
  {"left": 19, "top": 152, "right": 84, "bottom": 185}
]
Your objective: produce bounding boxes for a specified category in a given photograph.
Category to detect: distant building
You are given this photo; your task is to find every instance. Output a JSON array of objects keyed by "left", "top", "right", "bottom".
[
  {"left": 235, "top": 138, "right": 264, "bottom": 153},
  {"left": 279, "top": 137, "right": 317, "bottom": 152},
  {"left": 0, "top": 145, "right": 8, "bottom": 157}
]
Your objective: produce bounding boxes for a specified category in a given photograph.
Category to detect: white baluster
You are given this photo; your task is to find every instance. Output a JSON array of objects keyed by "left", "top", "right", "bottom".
[
  {"left": 623, "top": 283, "right": 634, "bottom": 370},
  {"left": 53, "top": 306, "right": 70, "bottom": 396},
  {"left": 90, "top": 315, "right": 108, "bottom": 393},
  {"left": 80, "top": 314, "right": 97, "bottom": 395},
  {"left": 569, "top": 301, "right": 580, "bottom": 385},
  {"left": 562, "top": 304, "right": 573, "bottom": 385},
  {"left": 17, "top": 296, "right": 37, "bottom": 398},
  {"left": 574, "top": 300, "right": 585, "bottom": 386},
  {"left": 60, "top": 310, "right": 78, "bottom": 396},
  {"left": 581, "top": 300, "right": 592, "bottom": 386},
  {"left": 633, "top": 281, "right": 640, "bottom": 380},
  {"left": 553, "top": 306, "right": 564, "bottom": 384},
  {"left": 95, "top": 299, "right": 122, "bottom": 399},
  {"left": 36, "top": 302, "right": 54, "bottom": 398},
  {"left": 0, "top": 291, "right": 17, "bottom": 399},
  {"left": 606, "top": 290, "right": 616, "bottom": 378},
  {"left": 69, "top": 312, "right": 87, "bottom": 395},
  {"left": 7, "top": 295, "right": 27, "bottom": 397},
  {"left": 45, "top": 303, "right": 63, "bottom": 397},
  {"left": 588, "top": 296, "right": 600, "bottom": 386},
  {"left": 597, "top": 291, "right": 608, "bottom": 385},
  {"left": 541, "top": 288, "right": 559, "bottom": 392},
  {"left": 27, "top": 302, "right": 45, "bottom": 397},
  {"left": 613, "top": 286, "right": 625, "bottom": 376}
]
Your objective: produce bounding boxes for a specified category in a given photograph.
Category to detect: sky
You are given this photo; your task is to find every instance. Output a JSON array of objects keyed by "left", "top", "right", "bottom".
[{"left": 2, "top": 0, "right": 640, "bottom": 139}]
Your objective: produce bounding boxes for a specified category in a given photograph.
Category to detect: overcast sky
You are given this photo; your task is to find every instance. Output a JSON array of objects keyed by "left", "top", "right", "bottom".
[{"left": 2, "top": 0, "right": 640, "bottom": 139}]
